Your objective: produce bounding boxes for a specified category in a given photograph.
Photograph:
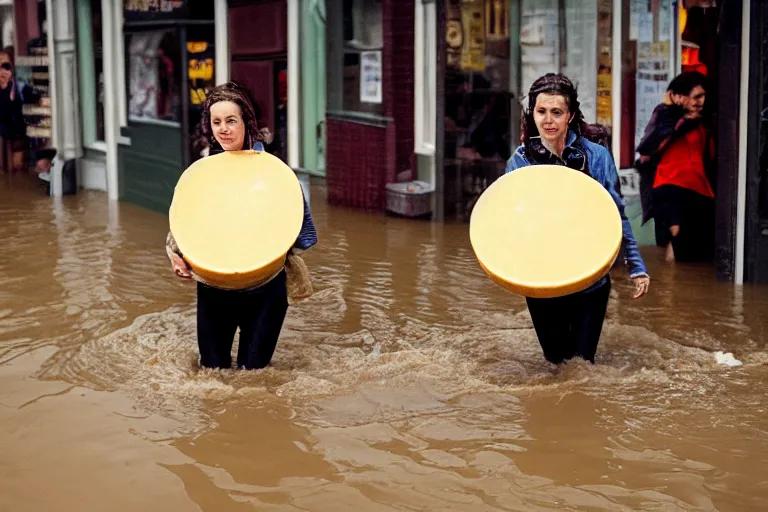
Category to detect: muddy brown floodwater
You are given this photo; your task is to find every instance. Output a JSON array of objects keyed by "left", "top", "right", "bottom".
[{"left": 1, "top": 174, "right": 767, "bottom": 511}]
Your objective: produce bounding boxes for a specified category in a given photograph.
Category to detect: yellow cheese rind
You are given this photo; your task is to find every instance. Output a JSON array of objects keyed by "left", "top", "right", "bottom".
[
  {"left": 469, "top": 164, "right": 623, "bottom": 299},
  {"left": 169, "top": 150, "right": 305, "bottom": 290}
]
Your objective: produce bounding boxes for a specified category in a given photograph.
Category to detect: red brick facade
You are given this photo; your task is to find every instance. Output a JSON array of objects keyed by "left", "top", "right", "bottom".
[{"left": 326, "top": 0, "right": 415, "bottom": 210}]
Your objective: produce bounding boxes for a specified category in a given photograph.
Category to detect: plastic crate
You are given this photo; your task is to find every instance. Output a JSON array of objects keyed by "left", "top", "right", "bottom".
[{"left": 385, "top": 181, "right": 434, "bottom": 217}]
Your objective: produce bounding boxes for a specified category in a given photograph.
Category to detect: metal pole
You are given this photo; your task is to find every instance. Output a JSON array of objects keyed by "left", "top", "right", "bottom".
[
  {"left": 101, "top": 0, "right": 119, "bottom": 201},
  {"left": 214, "top": 0, "right": 228, "bottom": 84},
  {"left": 736, "top": 0, "right": 751, "bottom": 284}
]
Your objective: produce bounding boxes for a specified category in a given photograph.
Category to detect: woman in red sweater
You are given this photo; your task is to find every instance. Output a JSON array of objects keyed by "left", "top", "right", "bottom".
[{"left": 637, "top": 72, "right": 715, "bottom": 263}]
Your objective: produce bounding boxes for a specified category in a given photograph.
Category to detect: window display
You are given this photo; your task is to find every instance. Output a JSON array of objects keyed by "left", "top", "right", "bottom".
[
  {"left": 443, "top": 0, "right": 512, "bottom": 220},
  {"left": 126, "top": 30, "right": 182, "bottom": 123},
  {"left": 13, "top": 0, "right": 53, "bottom": 156}
]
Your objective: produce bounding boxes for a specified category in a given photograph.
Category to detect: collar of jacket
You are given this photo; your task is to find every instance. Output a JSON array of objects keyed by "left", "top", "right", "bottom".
[{"left": 525, "top": 130, "right": 588, "bottom": 174}]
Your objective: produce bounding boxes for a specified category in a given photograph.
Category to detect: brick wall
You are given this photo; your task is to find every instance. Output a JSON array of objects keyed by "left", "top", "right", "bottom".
[
  {"left": 325, "top": 0, "right": 415, "bottom": 210},
  {"left": 326, "top": 120, "right": 397, "bottom": 209}
]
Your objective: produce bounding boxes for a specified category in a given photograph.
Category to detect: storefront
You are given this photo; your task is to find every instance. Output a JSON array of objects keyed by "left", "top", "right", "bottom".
[
  {"left": 427, "top": 0, "right": 721, "bottom": 245},
  {"left": 113, "top": 0, "right": 215, "bottom": 212},
  {"left": 2, "top": 0, "right": 79, "bottom": 194},
  {"left": 227, "top": 0, "right": 289, "bottom": 162},
  {"left": 323, "top": 0, "right": 415, "bottom": 210},
  {"left": 4, "top": 0, "right": 55, "bottom": 173}
]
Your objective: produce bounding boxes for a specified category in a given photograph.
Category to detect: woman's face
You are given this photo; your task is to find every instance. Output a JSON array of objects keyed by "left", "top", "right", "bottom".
[
  {"left": 210, "top": 100, "right": 246, "bottom": 151},
  {"left": 0, "top": 56, "right": 12, "bottom": 86},
  {"left": 674, "top": 85, "right": 706, "bottom": 115},
  {"left": 532, "top": 93, "right": 572, "bottom": 145}
]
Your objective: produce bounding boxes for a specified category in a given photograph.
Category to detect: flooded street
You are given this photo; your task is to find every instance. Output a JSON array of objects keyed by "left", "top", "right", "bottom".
[{"left": 2, "top": 174, "right": 768, "bottom": 511}]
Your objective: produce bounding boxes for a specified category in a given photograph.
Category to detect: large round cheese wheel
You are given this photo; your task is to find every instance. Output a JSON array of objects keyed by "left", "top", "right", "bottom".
[
  {"left": 169, "top": 150, "right": 304, "bottom": 290},
  {"left": 470, "top": 164, "right": 622, "bottom": 298}
]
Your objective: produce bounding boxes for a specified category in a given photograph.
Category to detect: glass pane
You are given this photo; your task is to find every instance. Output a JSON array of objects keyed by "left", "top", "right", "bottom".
[
  {"left": 443, "top": 0, "right": 512, "bottom": 220},
  {"left": 92, "top": 0, "right": 105, "bottom": 141},
  {"left": 9, "top": 0, "right": 53, "bottom": 154},
  {"left": 519, "top": 0, "right": 600, "bottom": 122},
  {"left": 126, "top": 30, "right": 182, "bottom": 123},
  {"left": 341, "top": 0, "right": 384, "bottom": 114},
  {"left": 622, "top": 0, "right": 675, "bottom": 163}
]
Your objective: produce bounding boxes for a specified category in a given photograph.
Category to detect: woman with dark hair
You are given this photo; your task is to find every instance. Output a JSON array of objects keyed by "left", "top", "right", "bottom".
[
  {"left": 0, "top": 50, "right": 26, "bottom": 173},
  {"left": 166, "top": 81, "right": 318, "bottom": 371},
  {"left": 191, "top": 83, "right": 278, "bottom": 159},
  {"left": 636, "top": 71, "right": 714, "bottom": 263},
  {"left": 505, "top": 73, "right": 650, "bottom": 365}
]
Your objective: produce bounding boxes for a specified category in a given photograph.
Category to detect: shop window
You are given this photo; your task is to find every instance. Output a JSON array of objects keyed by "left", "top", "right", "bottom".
[
  {"left": 326, "top": 0, "right": 384, "bottom": 116},
  {"left": 76, "top": 0, "right": 105, "bottom": 145},
  {"left": 442, "top": 0, "right": 512, "bottom": 220},
  {"left": 621, "top": 0, "right": 677, "bottom": 163},
  {"left": 11, "top": 0, "right": 53, "bottom": 154},
  {"left": 125, "top": 30, "right": 182, "bottom": 124}
]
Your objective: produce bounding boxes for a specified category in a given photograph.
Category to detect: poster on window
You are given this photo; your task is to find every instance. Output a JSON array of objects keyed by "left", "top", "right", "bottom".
[
  {"left": 635, "top": 41, "right": 670, "bottom": 149},
  {"left": 360, "top": 50, "right": 382, "bottom": 104},
  {"left": 187, "top": 41, "right": 214, "bottom": 108},
  {"left": 460, "top": 0, "right": 486, "bottom": 71}
]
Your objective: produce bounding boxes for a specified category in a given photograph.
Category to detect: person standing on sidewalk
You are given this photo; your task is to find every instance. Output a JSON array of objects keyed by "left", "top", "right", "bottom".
[{"left": 505, "top": 73, "right": 650, "bottom": 365}]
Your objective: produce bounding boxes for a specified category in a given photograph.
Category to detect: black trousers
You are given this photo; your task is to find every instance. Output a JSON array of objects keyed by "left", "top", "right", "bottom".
[
  {"left": 525, "top": 278, "right": 611, "bottom": 364},
  {"left": 196, "top": 270, "right": 289, "bottom": 370},
  {"left": 652, "top": 184, "right": 715, "bottom": 262}
]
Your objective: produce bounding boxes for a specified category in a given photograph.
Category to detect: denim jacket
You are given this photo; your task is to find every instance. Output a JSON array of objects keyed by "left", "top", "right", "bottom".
[{"left": 505, "top": 130, "right": 648, "bottom": 294}]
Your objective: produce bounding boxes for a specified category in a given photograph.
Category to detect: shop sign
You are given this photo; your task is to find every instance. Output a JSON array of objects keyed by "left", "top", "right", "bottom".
[{"left": 124, "top": 0, "right": 190, "bottom": 21}]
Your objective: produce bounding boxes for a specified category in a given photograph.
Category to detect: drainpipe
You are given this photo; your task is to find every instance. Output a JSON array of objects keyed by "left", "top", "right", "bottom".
[
  {"left": 735, "top": 0, "right": 750, "bottom": 285},
  {"left": 101, "top": 0, "right": 119, "bottom": 201},
  {"left": 44, "top": 0, "right": 61, "bottom": 197}
]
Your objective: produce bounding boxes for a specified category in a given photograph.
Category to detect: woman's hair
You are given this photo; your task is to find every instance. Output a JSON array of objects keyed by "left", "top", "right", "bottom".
[
  {"left": 520, "top": 73, "right": 607, "bottom": 146},
  {"left": 200, "top": 81, "right": 267, "bottom": 151},
  {"left": 667, "top": 71, "right": 707, "bottom": 96}
]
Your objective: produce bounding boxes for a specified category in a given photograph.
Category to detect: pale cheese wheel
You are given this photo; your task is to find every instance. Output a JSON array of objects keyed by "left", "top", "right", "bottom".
[
  {"left": 470, "top": 164, "right": 623, "bottom": 298},
  {"left": 169, "top": 150, "right": 304, "bottom": 290}
]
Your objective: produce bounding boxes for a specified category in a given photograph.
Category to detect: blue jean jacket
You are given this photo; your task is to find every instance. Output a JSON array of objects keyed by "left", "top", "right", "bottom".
[{"left": 505, "top": 131, "right": 648, "bottom": 294}]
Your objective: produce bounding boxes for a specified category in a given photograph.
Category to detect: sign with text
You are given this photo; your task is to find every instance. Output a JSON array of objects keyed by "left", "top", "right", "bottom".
[
  {"left": 124, "top": 0, "right": 190, "bottom": 21},
  {"left": 360, "top": 51, "right": 382, "bottom": 104}
]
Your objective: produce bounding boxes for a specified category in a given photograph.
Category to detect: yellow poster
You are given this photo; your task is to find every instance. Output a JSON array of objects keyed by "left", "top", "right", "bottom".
[
  {"left": 596, "top": 73, "right": 612, "bottom": 126},
  {"left": 460, "top": 0, "right": 485, "bottom": 72}
]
